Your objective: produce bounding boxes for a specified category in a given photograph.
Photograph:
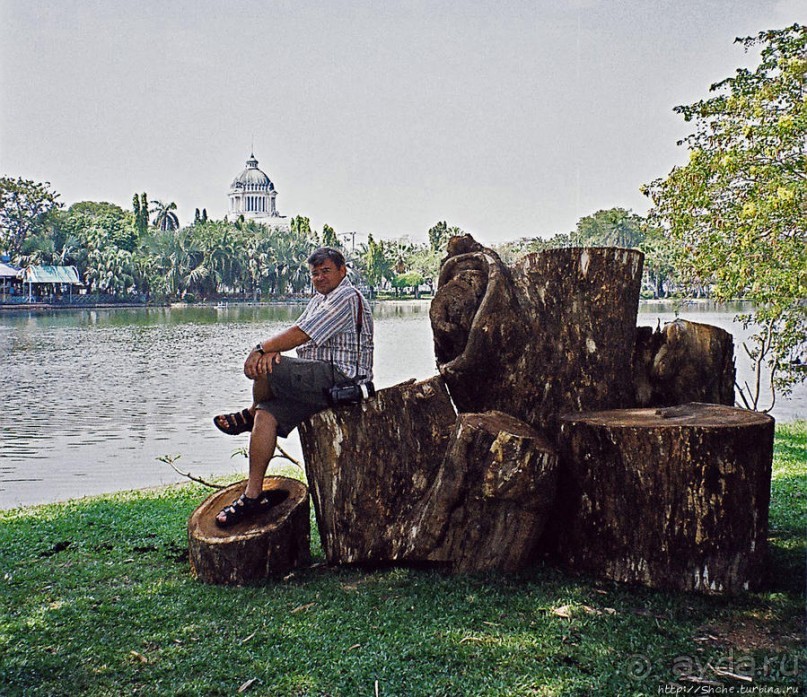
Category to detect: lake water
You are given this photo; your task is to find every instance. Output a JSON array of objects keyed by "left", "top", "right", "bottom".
[{"left": 1, "top": 301, "right": 804, "bottom": 509}]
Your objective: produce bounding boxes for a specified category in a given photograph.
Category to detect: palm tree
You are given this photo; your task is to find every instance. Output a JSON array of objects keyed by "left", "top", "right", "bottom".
[
  {"left": 151, "top": 228, "right": 200, "bottom": 299},
  {"left": 243, "top": 233, "right": 274, "bottom": 299},
  {"left": 271, "top": 227, "right": 316, "bottom": 295},
  {"left": 20, "top": 231, "right": 84, "bottom": 272},
  {"left": 85, "top": 247, "right": 135, "bottom": 295},
  {"left": 149, "top": 200, "right": 180, "bottom": 232},
  {"left": 192, "top": 220, "right": 242, "bottom": 299}
]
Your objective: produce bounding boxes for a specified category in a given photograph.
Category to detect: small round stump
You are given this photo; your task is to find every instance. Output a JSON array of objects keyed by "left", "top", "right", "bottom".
[
  {"left": 188, "top": 476, "right": 310, "bottom": 585},
  {"left": 556, "top": 403, "right": 774, "bottom": 593}
]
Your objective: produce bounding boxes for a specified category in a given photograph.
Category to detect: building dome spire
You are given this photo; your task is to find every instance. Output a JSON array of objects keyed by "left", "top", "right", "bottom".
[{"left": 227, "top": 152, "right": 286, "bottom": 226}]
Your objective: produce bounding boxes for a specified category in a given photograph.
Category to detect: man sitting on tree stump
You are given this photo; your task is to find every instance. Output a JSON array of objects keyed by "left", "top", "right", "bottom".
[{"left": 213, "top": 247, "right": 374, "bottom": 527}]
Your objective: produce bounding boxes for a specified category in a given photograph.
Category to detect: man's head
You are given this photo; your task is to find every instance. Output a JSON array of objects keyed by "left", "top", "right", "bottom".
[{"left": 308, "top": 247, "right": 347, "bottom": 295}]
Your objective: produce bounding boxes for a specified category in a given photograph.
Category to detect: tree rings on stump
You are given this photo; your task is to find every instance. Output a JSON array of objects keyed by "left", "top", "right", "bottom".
[
  {"left": 556, "top": 403, "right": 774, "bottom": 593},
  {"left": 188, "top": 476, "right": 310, "bottom": 585}
]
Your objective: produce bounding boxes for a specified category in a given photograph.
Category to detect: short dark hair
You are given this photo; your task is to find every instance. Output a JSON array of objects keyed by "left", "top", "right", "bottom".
[{"left": 307, "top": 247, "right": 346, "bottom": 268}]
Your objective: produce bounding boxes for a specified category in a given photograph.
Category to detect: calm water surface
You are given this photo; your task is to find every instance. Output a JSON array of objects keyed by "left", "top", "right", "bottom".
[{"left": 1, "top": 301, "right": 804, "bottom": 509}]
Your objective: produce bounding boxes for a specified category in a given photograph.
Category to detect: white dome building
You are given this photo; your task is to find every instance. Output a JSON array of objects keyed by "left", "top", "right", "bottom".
[{"left": 226, "top": 154, "right": 287, "bottom": 226}]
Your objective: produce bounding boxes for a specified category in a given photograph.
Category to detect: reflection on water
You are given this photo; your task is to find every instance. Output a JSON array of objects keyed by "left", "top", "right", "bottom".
[{"left": 0, "top": 301, "right": 803, "bottom": 509}]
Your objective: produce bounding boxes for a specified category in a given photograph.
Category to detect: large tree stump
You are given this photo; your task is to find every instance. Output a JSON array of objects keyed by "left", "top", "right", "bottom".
[
  {"left": 299, "top": 376, "right": 457, "bottom": 565},
  {"left": 188, "top": 476, "right": 310, "bottom": 585},
  {"left": 431, "top": 237, "right": 644, "bottom": 435},
  {"left": 633, "top": 319, "right": 735, "bottom": 407},
  {"left": 555, "top": 403, "right": 774, "bottom": 593},
  {"left": 404, "top": 411, "right": 559, "bottom": 573}
]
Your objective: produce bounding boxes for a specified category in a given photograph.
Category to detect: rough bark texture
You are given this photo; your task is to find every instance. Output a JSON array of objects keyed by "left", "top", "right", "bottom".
[
  {"left": 431, "top": 244, "right": 532, "bottom": 412},
  {"left": 299, "top": 376, "right": 457, "bottom": 565},
  {"left": 404, "top": 411, "right": 559, "bottom": 573},
  {"left": 556, "top": 403, "right": 774, "bottom": 593},
  {"left": 431, "top": 238, "right": 644, "bottom": 435},
  {"left": 633, "top": 319, "right": 735, "bottom": 408},
  {"left": 188, "top": 477, "right": 310, "bottom": 585}
]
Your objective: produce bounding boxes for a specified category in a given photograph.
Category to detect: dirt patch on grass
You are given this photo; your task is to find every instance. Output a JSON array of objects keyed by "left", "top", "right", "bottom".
[{"left": 697, "top": 610, "right": 804, "bottom": 653}]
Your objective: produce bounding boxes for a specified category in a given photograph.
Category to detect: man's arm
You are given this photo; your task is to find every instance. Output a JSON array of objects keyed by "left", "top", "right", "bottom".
[{"left": 244, "top": 326, "right": 310, "bottom": 379}]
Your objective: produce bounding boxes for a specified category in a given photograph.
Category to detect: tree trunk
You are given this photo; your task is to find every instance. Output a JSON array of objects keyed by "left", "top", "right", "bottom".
[
  {"left": 299, "top": 376, "right": 457, "bottom": 565},
  {"left": 555, "top": 403, "right": 774, "bottom": 593},
  {"left": 188, "top": 476, "right": 310, "bottom": 585},
  {"left": 404, "top": 411, "right": 559, "bottom": 573},
  {"left": 633, "top": 319, "right": 735, "bottom": 408},
  {"left": 431, "top": 238, "right": 644, "bottom": 436}
]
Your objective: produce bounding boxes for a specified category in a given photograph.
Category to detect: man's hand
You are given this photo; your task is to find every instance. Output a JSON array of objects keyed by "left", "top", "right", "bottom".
[
  {"left": 244, "top": 350, "right": 281, "bottom": 379},
  {"left": 242, "top": 327, "right": 310, "bottom": 380}
]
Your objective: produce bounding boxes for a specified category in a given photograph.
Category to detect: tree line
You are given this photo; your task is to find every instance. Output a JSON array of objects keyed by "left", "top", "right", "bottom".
[
  {"left": 493, "top": 208, "right": 679, "bottom": 299},
  {"left": 0, "top": 180, "right": 679, "bottom": 302},
  {"left": 0, "top": 185, "right": 452, "bottom": 302}
]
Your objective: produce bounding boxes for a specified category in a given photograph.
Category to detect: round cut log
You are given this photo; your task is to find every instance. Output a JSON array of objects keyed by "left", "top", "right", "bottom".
[
  {"left": 556, "top": 403, "right": 774, "bottom": 593},
  {"left": 188, "top": 476, "right": 310, "bottom": 585}
]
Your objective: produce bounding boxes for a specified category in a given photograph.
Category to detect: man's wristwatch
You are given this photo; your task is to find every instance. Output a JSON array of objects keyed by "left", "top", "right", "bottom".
[{"left": 254, "top": 343, "right": 265, "bottom": 355}]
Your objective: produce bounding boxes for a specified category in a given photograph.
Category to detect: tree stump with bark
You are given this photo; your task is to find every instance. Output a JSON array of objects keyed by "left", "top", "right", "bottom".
[
  {"left": 299, "top": 377, "right": 558, "bottom": 573},
  {"left": 555, "top": 403, "right": 774, "bottom": 593},
  {"left": 405, "top": 411, "right": 559, "bottom": 573},
  {"left": 299, "top": 376, "right": 457, "bottom": 565},
  {"left": 633, "top": 318, "right": 735, "bottom": 408},
  {"left": 188, "top": 476, "right": 310, "bottom": 585},
  {"left": 430, "top": 238, "right": 644, "bottom": 435}
]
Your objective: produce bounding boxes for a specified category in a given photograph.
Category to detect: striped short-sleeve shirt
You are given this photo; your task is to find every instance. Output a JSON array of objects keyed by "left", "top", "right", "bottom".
[{"left": 295, "top": 277, "right": 374, "bottom": 382}]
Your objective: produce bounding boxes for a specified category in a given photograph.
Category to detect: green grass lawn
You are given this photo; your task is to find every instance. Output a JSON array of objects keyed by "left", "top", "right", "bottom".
[{"left": 1, "top": 423, "right": 804, "bottom": 696}]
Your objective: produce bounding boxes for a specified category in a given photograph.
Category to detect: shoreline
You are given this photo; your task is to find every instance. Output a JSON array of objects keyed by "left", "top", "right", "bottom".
[
  {"left": 0, "top": 295, "right": 750, "bottom": 313},
  {"left": 0, "top": 296, "right": 436, "bottom": 313}
]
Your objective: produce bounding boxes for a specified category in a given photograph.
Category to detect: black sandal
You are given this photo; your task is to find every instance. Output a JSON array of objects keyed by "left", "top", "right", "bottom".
[
  {"left": 215, "top": 490, "right": 289, "bottom": 528},
  {"left": 213, "top": 408, "right": 254, "bottom": 436}
]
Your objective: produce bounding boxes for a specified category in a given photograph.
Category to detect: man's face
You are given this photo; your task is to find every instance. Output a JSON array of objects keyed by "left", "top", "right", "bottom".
[{"left": 310, "top": 260, "right": 347, "bottom": 295}]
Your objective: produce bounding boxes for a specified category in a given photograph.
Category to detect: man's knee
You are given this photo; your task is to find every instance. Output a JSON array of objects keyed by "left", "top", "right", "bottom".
[
  {"left": 252, "top": 375, "right": 274, "bottom": 403},
  {"left": 253, "top": 408, "right": 278, "bottom": 432}
]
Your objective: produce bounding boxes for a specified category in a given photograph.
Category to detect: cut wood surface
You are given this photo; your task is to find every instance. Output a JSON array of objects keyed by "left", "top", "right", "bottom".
[
  {"left": 188, "top": 476, "right": 310, "bottom": 585},
  {"left": 405, "top": 410, "right": 559, "bottom": 573},
  {"left": 633, "top": 318, "right": 735, "bottom": 408},
  {"left": 431, "top": 237, "right": 644, "bottom": 435},
  {"left": 299, "top": 376, "right": 457, "bottom": 566},
  {"left": 556, "top": 403, "right": 774, "bottom": 593}
]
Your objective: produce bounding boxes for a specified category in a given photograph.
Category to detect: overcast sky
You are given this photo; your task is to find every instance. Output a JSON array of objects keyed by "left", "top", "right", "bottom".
[{"left": 0, "top": 0, "right": 801, "bottom": 246}]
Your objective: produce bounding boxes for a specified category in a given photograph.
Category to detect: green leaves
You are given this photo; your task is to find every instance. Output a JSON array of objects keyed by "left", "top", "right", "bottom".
[
  {"left": 645, "top": 24, "right": 807, "bottom": 410},
  {"left": 427, "top": 220, "right": 463, "bottom": 253},
  {"left": 0, "top": 177, "right": 61, "bottom": 258},
  {"left": 572, "top": 208, "right": 645, "bottom": 248},
  {"left": 149, "top": 200, "right": 180, "bottom": 232}
]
